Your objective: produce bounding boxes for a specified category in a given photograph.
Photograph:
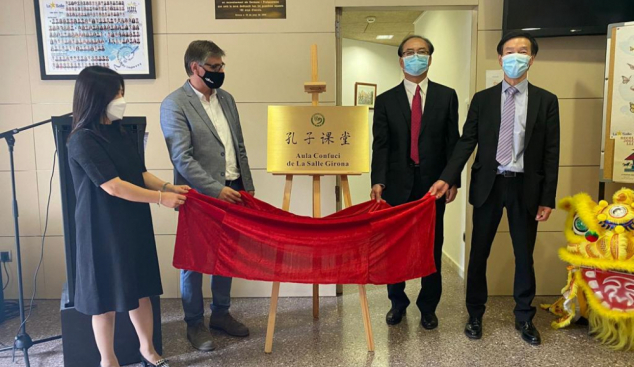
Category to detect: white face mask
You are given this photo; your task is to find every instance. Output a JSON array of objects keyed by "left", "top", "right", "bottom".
[{"left": 106, "top": 97, "right": 126, "bottom": 122}]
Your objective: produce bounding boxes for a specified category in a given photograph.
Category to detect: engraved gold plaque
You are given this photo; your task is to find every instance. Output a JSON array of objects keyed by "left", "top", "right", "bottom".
[{"left": 267, "top": 106, "right": 369, "bottom": 175}]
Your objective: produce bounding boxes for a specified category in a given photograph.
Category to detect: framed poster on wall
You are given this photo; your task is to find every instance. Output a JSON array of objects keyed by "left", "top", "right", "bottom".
[
  {"left": 34, "top": 0, "right": 155, "bottom": 80},
  {"left": 354, "top": 82, "right": 377, "bottom": 109}
]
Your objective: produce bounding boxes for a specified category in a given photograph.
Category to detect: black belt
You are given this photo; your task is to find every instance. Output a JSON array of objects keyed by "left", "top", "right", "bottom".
[
  {"left": 497, "top": 171, "right": 522, "bottom": 177},
  {"left": 408, "top": 163, "right": 420, "bottom": 168},
  {"left": 225, "top": 177, "right": 242, "bottom": 186}
]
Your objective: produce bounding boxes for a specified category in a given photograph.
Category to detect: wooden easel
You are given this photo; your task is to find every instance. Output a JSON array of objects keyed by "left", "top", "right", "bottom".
[{"left": 263, "top": 45, "right": 375, "bottom": 354}]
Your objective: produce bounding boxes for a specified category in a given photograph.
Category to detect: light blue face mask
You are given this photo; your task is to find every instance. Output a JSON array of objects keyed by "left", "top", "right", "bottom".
[
  {"left": 502, "top": 53, "right": 531, "bottom": 79},
  {"left": 403, "top": 54, "right": 430, "bottom": 76}
]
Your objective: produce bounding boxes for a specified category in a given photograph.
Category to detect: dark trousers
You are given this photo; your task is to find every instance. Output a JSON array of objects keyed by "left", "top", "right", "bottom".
[
  {"left": 466, "top": 174, "right": 538, "bottom": 322},
  {"left": 387, "top": 167, "right": 446, "bottom": 314}
]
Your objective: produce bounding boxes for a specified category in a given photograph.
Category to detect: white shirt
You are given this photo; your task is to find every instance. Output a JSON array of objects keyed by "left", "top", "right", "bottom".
[
  {"left": 403, "top": 77, "right": 429, "bottom": 114},
  {"left": 189, "top": 82, "right": 240, "bottom": 181},
  {"left": 498, "top": 79, "right": 528, "bottom": 173}
]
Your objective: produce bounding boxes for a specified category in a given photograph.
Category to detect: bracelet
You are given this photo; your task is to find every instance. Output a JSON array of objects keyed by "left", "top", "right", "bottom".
[
  {"left": 157, "top": 190, "right": 162, "bottom": 207},
  {"left": 161, "top": 182, "right": 171, "bottom": 192}
]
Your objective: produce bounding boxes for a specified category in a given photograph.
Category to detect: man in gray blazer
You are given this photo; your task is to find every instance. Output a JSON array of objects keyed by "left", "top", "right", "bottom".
[{"left": 160, "top": 40, "right": 255, "bottom": 351}]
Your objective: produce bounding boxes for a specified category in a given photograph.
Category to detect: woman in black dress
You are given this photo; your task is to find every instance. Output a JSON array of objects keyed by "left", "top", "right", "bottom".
[{"left": 68, "top": 66, "right": 189, "bottom": 367}]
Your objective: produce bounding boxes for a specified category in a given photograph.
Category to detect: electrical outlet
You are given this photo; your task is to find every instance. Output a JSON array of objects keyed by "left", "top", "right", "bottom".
[{"left": 0, "top": 251, "right": 11, "bottom": 262}]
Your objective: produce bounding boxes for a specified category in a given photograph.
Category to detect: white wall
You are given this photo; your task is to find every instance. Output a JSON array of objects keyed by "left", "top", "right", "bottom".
[
  {"left": 342, "top": 38, "right": 403, "bottom": 205},
  {"left": 0, "top": 0, "right": 338, "bottom": 300},
  {"left": 415, "top": 10, "right": 473, "bottom": 276}
]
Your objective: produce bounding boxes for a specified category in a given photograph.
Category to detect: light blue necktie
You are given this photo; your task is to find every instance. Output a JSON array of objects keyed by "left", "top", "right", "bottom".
[{"left": 496, "top": 86, "right": 518, "bottom": 166}]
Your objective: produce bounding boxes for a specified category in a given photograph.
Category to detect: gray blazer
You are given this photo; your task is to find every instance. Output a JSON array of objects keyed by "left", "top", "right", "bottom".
[{"left": 160, "top": 82, "right": 254, "bottom": 198}]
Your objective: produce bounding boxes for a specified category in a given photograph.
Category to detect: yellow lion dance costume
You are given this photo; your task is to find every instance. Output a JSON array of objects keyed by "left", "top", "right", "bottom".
[{"left": 542, "top": 188, "right": 634, "bottom": 350}]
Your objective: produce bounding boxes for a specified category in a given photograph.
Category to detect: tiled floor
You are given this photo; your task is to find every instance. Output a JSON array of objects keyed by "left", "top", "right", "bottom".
[{"left": 0, "top": 260, "right": 631, "bottom": 366}]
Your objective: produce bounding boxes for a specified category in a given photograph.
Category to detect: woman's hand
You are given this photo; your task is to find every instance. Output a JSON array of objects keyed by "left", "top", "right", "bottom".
[
  {"left": 161, "top": 192, "right": 187, "bottom": 208},
  {"left": 168, "top": 184, "right": 191, "bottom": 194}
]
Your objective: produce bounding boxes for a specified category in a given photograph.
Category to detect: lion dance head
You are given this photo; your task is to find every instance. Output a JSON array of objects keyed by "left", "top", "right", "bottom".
[{"left": 542, "top": 188, "right": 634, "bottom": 350}]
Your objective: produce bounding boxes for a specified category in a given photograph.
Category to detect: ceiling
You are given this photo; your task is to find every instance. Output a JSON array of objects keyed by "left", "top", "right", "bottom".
[{"left": 341, "top": 10, "right": 424, "bottom": 47}]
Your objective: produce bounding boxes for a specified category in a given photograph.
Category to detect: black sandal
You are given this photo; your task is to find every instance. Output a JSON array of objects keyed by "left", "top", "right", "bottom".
[{"left": 141, "top": 357, "right": 170, "bottom": 367}]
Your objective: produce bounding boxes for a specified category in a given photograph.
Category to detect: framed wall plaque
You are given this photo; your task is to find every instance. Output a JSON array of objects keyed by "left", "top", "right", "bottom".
[
  {"left": 215, "top": 0, "right": 286, "bottom": 20},
  {"left": 34, "top": 0, "right": 156, "bottom": 80}
]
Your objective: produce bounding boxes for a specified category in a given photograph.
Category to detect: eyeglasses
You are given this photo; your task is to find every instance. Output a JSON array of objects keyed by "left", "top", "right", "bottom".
[
  {"left": 203, "top": 62, "right": 225, "bottom": 72},
  {"left": 402, "top": 50, "right": 430, "bottom": 57}
]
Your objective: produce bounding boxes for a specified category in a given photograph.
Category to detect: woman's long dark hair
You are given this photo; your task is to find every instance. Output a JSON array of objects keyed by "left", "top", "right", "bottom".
[{"left": 70, "top": 66, "right": 124, "bottom": 138}]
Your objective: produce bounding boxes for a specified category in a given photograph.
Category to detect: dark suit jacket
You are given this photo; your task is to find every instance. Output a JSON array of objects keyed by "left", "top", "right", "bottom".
[
  {"left": 439, "top": 82, "right": 560, "bottom": 216},
  {"left": 371, "top": 80, "right": 460, "bottom": 206}
]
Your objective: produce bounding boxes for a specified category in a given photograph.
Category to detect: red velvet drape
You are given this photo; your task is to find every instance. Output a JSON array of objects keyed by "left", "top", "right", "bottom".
[{"left": 173, "top": 190, "right": 437, "bottom": 285}]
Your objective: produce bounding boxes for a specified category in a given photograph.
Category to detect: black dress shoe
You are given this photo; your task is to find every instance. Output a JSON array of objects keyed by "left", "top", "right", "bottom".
[
  {"left": 464, "top": 316, "right": 482, "bottom": 339},
  {"left": 421, "top": 313, "right": 438, "bottom": 330},
  {"left": 386, "top": 308, "right": 406, "bottom": 325},
  {"left": 515, "top": 321, "right": 541, "bottom": 345},
  {"left": 186, "top": 322, "right": 215, "bottom": 351},
  {"left": 210, "top": 312, "right": 250, "bottom": 337}
]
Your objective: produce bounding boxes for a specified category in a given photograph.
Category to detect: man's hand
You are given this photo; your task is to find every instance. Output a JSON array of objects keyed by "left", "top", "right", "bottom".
[
  {"left": 370, "top": 184, "right": 384, "bottom": 202},
  {"left": 219, "top": 187, "right": 243, "bottom": 204},
  {"left": 429, "top": 180, "right": 450, "bottom": 199},
  {"left": 446, "top": 186, "right": 458, "bottom": 204},
  {"left": 536, "top": 206, "right": 553, "bottom": 222}
]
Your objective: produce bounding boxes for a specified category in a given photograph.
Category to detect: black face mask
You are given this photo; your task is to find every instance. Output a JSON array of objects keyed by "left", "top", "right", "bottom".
[{"left": 199, "top": 70, "right": 225, "bottom": 89}]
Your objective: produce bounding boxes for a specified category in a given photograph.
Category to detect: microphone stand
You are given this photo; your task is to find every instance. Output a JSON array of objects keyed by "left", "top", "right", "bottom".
[{"left": 0, "top": 113, "right": 71, "bottom": 366}]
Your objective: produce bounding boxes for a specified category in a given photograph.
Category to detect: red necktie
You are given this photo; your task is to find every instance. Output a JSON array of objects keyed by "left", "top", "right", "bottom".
[{"left": 410, "top": 85, "right": 422, "bottom": 164}]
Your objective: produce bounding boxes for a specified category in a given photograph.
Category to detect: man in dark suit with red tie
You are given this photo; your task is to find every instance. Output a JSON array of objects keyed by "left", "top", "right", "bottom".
[
  {"left": 430, "top": 32, "right": 560, "bottom": 345},
  {"left": 371, "top": 35, "right": 461, "bottom": 330}
]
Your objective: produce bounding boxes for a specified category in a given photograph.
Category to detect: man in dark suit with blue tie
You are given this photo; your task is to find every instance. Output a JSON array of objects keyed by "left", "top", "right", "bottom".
[
  {"left": 430, "top": 31, "right": 560, "bottom": 345},
  {"left": 371, "top": 35, "right": 461, "bottom": 330}
]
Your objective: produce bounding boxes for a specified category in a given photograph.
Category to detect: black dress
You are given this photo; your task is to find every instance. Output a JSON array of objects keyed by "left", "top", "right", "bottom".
[{"left": 68, "top": 122, "right": 163, "bottom": 315}]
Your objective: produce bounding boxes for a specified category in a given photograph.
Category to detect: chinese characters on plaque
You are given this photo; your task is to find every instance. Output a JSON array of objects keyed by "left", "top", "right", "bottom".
[
  {"left": 267, "top": 106, "right": 369, "bottom": 174},
  {"left": 35, "top": 0, "right": 155, "bottom": 79},
  {"left": 285, "top": 131, "right": 351, "bottom": 146}
]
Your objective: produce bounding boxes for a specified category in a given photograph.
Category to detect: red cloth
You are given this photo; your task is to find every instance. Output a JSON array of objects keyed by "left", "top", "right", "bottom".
[
  {"left": 410, "top": 84, "right": 422, "bottom": 163},
  {"left": 173, "top": 190, "right": 437, "bottom": 285}
]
